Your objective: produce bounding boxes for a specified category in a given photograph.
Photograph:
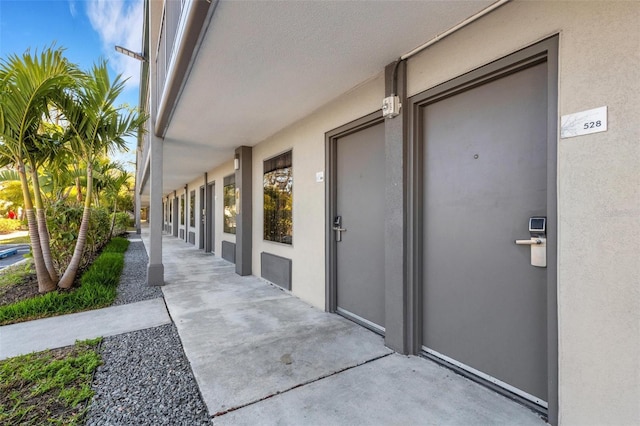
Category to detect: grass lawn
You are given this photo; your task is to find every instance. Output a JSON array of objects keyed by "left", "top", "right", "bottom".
[
  {"left": 0, "top": 338, "right": 102, "bottom": 425},
  {"left": 0, "top": 260, "right": 33, "bottom": 290},
  {"left": 0, "top": 235, "right": 31, "bottom": 244},
  {"left": 0, "top": 237, "right": 130, "bottom": 325}
]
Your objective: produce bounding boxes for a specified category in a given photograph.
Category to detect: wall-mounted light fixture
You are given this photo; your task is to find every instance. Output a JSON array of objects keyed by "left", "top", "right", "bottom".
[
  {"left": 115, "top": 45, "right": 147, "bottom": 62},
  {"left": 234, "top": 156, "right": 240, "bottom": 170}
]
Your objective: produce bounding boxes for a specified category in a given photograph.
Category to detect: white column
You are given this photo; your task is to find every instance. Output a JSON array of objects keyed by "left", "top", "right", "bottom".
[
  {"left": 147, "top": 133, "right": 164, "bottom": 286},
  {"left": 135, "top": 188, "right": 142, "bottom": 234}
]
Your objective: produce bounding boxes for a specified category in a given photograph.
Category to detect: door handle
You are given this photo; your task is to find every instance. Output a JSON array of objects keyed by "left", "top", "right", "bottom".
[
  {"left": 515, "top": 237, "right": 546, "bottom": 267},
  {"left": 333, "top": 226, "right": 346, "bottom": 242},
  {"left": 515, "top": 239, "right": 543, "bottom": 245}
]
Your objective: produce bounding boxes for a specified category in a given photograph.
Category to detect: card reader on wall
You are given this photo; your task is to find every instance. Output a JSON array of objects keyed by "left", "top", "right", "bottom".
[{"left": 515, "top": 217, "right": 547, "bottom": 267}]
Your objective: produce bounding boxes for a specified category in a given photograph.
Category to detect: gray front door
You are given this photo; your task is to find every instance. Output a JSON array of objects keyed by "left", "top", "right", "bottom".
[
  {"left": 421, "top": 62, "right": 549, "bottom": 404},
  {"left": 335, "top": 120, "right": 386, "bottom": 333}
]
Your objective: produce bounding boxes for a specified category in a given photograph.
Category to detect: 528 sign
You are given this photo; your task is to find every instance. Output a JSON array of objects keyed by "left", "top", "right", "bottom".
[{"left": 583, "top": 120, "right": 602, "bottom": 130}]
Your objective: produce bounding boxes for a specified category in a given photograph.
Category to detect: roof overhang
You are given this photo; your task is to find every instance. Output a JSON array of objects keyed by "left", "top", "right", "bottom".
[{"left": 145, "top": 0, "right": 498, "bottom": 199}]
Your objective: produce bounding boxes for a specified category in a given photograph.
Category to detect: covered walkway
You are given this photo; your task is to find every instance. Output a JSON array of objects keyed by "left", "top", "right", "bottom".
[{"left": 143, "top": 227, "right": 546, "bottom": 425}]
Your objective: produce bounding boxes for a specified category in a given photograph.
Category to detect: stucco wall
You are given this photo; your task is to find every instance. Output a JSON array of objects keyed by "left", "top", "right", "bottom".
[
  {"left": 160, "top": 1, "right": 638, "bottom": 423},
  {"left": 405, "top": 1, "right": 639, "bottom": 424},
  {"left": 174, "top": 161, "right": 236, "bottom": 257},
  {"left": 250, "top": 74, "right": 384, "bottom": 308},
  {"left": 190, "top": 161, "right": 236, "bottom": 256}
]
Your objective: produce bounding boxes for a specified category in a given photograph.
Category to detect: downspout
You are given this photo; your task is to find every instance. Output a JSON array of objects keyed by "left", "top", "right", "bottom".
[{"left": 388, "top": 0, "right": 511, "bottom": 101}]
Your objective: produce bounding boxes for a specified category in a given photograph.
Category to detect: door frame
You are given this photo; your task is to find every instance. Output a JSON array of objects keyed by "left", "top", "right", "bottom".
[
  {"left": 199, "top": 185, "right": 205, "bottom": 249},
  {"left": 325, "top": 110, "right": 384, "bottom": 313},
  {"left": 407, "top": 36, "right": 558, "bottom": 419},
  {"left": 172, "top": 193, "right": 179, "bottom": 237},
  {"left": 205, "top": 181, "right": 215, "bottom": 253}
]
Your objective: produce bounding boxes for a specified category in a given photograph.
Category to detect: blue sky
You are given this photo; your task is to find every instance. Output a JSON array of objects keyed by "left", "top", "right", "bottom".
[{"left": 0, "top": 0, "right": 143, "bottom": 168}]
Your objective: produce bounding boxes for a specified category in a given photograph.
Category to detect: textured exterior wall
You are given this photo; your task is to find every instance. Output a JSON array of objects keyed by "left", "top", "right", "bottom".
[
  {"left": 162, "top": 1, "right": 638, "bottom": 423},
  {"left": 406, "top": 1, "right": 639, "bottom": 424},
  {"left": 250, "top": 74, "right": 384, "bottom": 308}
]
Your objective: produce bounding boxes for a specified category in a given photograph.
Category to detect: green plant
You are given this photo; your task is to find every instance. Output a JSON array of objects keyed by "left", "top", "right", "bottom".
[
  {"left": 0, "top": 338, "right": 102, "bottom": 425},
  {"left": 46, "top": 203, "right": 115, "bottom": 274},
  {"left": 102, "top": 236, "right": 130, "bottom": 253},
  {"left": 111, "top": 211, "right": 132, "bottom": 236},
  {"left": 0, "top": 218, "right": 22, "bottom": 233},
  {"left": 0, "top": 234, "right": 30, "bottom": 244},
  {"left": 0, "top": 237, "right": 129, "bottom": 325},
  {"left": 0, "top": 260, "right": 33, "bottom": 289}
]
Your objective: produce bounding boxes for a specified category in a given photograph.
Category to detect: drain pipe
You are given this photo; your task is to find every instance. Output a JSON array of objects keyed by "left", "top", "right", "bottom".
[
  {"left": 401, "top": 0, "right": 511, "bottom": 61},
  {"left": 384, "top": 0, "right": 511, "bottom": 117}
]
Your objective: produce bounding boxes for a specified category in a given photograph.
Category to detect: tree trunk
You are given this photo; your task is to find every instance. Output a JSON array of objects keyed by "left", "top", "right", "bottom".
[
  {"left": 58, "top": 167, "right": 93, "bottom": 289},
  {"left": 76, "top": 177, "right": 82, "bottom": 203},
  {"left": 17, "top": 162, "right": 56, "bottom": 293},
  {"left": 109, "top": 200, "right": 117, "bottom": 239},
  {"left": 29, "top": 166, "right": 58, "bottom": 283}
]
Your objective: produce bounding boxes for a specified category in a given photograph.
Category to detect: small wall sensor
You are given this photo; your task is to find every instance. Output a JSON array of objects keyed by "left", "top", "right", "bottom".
[{"left": 382, "top": 95, "right": 401, "bottom": 119}]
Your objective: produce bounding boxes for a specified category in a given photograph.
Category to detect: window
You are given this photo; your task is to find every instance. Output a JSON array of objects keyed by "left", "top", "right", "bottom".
[
  {"left": 263, "top": 151, "right": 292, "bottom": 244},
  {"left": 180, "top": 194, "right": 185, "bottom": 225},
  {"left": 223, "top": 174, "right": 236, "bottom": 234},
  {"left": 189, "top": 190, "right": 196, "bottom": 227},
  {"left": 169, "top": 199, "right": 172, "bottom": 222}
]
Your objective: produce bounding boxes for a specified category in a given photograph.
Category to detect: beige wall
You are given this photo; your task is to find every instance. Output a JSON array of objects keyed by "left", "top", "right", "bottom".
[
  {"left": 405, "top": 1, "right": 639, "bottom": 424},
  {"left": 206, "top": 161, "right": 236, "bottom": 256},
  {"left": 190, "top": 161, "right": 236, "bottom": 256},
  {"left": 251, "top": 74, "right": 384, "bottom": 307},
  {"left": 169, "top": 160, "right": 236, "bottom": 256},
  {"left": 162, "top": 1, "right": 638, "bottom": 423}
]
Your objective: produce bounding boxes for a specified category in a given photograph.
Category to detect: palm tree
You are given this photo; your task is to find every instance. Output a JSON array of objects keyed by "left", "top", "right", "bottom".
[
  {"left": 0, "top": 47, "right": 79, "bottom": 293},
  {"left": 104, "top": 165, "right": 132, "bottom": 238},
  {"left": 23, "top": 123, "right": 70, "bottom": 282},
  {"left": 57, "top": 61, "right": 145, "bottom": 288}
]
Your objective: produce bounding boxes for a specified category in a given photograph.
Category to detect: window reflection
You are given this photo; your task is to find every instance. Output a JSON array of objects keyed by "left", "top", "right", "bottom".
[
  {"left": 223, "top": 174, "right": 236, "bottom": 234},
  {"left": 264, "top": 151, "right": 292, "bottom": 244}
]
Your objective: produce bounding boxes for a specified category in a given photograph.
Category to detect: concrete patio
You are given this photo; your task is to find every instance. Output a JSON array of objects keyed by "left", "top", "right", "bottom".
[{"left": 142, "top": 228, "right": 547, "bottom": 425}]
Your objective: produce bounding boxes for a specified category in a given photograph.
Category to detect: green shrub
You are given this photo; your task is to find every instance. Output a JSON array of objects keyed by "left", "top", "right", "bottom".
[
  {"left": 0, "top": 237, "right": 129, "bottom": 325},
  {"left": 46, "top": 202, "right": 84, "bottom": 272},
  {"left": 0, "top": 218, "right": 21, "bottom": 234},
  {"left": 111, "top": 212, "right": 132, "bottom": 236},
  {"left": 86, "top": 208, "right": 111, "bottom": 255},
  {"left": 46, "top": 203, "right": 114, "bottom": 273}
]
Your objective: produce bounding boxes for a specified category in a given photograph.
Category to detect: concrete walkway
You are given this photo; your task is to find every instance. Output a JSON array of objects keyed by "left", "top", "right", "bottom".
[
  {"left": 142, "top": 229, "right": 547, "bottom": 425},
  {"left": 0, "top": 298, "right": 171, "bottom": 360}
]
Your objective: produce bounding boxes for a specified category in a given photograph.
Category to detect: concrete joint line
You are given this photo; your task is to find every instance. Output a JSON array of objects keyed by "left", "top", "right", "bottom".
[
  {"left": 159, "top": 294, "right": 212, "bottom": 413},
  {"left": 211, "top": 352, "right": 395, "bottom": 418}
]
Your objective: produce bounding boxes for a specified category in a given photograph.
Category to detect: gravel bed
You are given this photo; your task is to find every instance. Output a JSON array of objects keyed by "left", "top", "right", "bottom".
[
  {"left": 85, "top": 232, "right": 211, "bottom": 425},
  {"left": 112, "top": 234, "right": 163, "bottom": 305},
  {"left": 85, "top": 324, "right": 211, "bottom": 426}
]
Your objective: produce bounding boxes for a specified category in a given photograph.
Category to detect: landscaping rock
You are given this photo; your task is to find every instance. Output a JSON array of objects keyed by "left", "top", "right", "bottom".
[
  {"left": 112, "top": 236, "right": 163, "bottom": 305},
  {"left": 85, "top": 232, "right": 211, "bottom": 425},
  {"left": 85, "top": 324, "right": 211, "bottom": 425}
]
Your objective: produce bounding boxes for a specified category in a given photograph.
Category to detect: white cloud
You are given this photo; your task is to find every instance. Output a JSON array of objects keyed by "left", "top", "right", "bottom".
[
  {"left": 68, "top": 0, "right": 77, "bottom": 18},
  {"left": 85, "top": 0, "right": 143, "bottom": 92}
]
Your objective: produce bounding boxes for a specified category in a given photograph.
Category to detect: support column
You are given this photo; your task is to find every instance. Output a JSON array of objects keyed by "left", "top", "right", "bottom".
[
  {"left": 235, "top": 146, "right": 252, "bottom": 276},
  {"left": 184, "top": 185, "right": 189, "bottom": 242},
  {"left": 135, "top": 186, "right": 141, "bottom": 234},
  {"left": 384, "top": 60, "right": 409, "bottom": 354},
  {"left": 147, "top": 133, "right": 164, "bottom": 286},
  {"left": 173, "top": 190, "right": 178, "bottom": 237}
]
